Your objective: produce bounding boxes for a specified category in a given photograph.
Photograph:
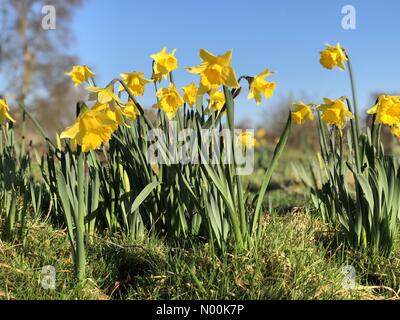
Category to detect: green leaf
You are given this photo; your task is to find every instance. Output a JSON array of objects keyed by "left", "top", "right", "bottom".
[
  {"left": 129, "top": 181, "right": 160, "bottom": 214},
  {"left": 252, "top": 112, "right": 291, "bottom": 236}
]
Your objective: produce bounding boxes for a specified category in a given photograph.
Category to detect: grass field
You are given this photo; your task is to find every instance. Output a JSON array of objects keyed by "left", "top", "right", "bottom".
[{"left": 1, "top": 147, "right": 400, "bottom": 300}]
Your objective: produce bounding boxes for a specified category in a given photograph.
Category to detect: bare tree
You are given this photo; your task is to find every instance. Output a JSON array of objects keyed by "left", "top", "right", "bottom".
[{"left": 0, "top": 0, "right": 85, "bottom": 138}]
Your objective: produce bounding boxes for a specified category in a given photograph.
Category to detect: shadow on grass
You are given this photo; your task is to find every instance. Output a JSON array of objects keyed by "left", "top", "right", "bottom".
[{"left": 88, "top": 239, "right": 166, "bottom": 299}]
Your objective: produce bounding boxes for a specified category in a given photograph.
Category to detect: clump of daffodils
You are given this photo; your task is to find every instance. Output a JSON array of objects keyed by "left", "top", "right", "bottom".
[{"left": 62, "top": 48, "right": 278, "bottom": 152}]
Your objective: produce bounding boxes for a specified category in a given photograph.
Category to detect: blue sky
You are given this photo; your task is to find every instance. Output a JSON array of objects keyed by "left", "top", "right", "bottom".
[{"left": 70, "top": 0, "right": 400, "bottom": 125}]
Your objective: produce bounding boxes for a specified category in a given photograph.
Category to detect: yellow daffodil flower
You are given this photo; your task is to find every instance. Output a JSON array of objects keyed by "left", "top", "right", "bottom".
[
  {"left": 208, "top": 90, "right": 226, "bottom": 112},
  {"left": 237, "top": 132, "right": 256, "bottom": 149},
  {"left": 292, "top": 102, "right": 314, "bottom": 125},
  {"left": 123, "top": 100, "right": 141, "bottom": 121},
  {"left": 367, "top": 95, "right": 400, "bottom": 126},
  {"left": 317, "top": 98, "right": 353, "bottom": 129},
  {"left": 87, "top": 85, "right": 122, "bottom": 104},
  {"left": 320, "top": 43, "right": 348, "bottom": 70},
  {"left": 182, "top": 82, "right": 198, "bottom": 107},
  {"left": 254, "top": 128, "right": 268, "bottom": 148},
  {"left": 119, "top": 72, "right": 152, "bottom": 96},
  {"left": 0, "top": 98, "right": 16, "bottom": 125},
  {"left": 114, "top": 105, "right": 129, "bottom": 126},
  {"left": 150, "top": 47, "right": 178, "bottom": 82},
  {"left": 60, "top": 108, "right": 118, "bottom": 152},
  {"left": 255, "top": 128, "right": 267, "bottom": 140},
  {"left": 65, "top": 65, "right": 95, "bottom": 86},
  {"left": 154, "top": 83, "right": 184, "bottom": 120},
  {"left": 248, "top": 69, "right": 276, "bottom": 105},
  {"left": 187, "top": 49, "right": 240, "bottom": 94}
]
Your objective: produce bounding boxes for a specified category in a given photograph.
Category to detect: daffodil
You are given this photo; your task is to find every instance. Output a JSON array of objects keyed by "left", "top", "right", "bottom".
[
  {"left": 367, "top": 95, "right": 400, "bottom": 126},
  {"left": 150, "top": 47, "right": 178, "bottom": 82},
  {"left": 255, "top": 128, "right": 267, "bottom": 140},
  {"left": 60, "top": 108, "right": 118, "bottom": 152},
  {"left": 66, "top": 65, "right": 95, "bottom": 86},
  {"left": 255, "top": 128, "right": 268, "bottom": 148},
  {"left": 317, "top": 98, "right": 353, "bottom": 129},
  {"left": 182, "top": 82, "right": 198, "bottom": 107},
  {"left": 118, "top": 72, "right": 152, "bottom": 96},
  {"left": 187, "top": 49, "right": 240, "bottom": 94},
  {"left": 292, "top": 102, "right": 314, "bottom": 125},
  {"left": 237, "top": 132, "right": 255, "bottom": 149},
  {"left": 0, "top": 98, "right": 16, "bottom": 125},
  {"left": 248, "top": 69, "right": 276, "bottom": 105},
  {"left": 208, "top": 90, "right": 226, "bottom": 112},
  {"left": 320, "top": 43, "right": 348, "bottom": 70},
  {"left": 154, "top": 83, "right": 184, "bottom": 120},
  {"left": 114, "top": 106, "right": 129, "bottom": 126},
  {"left": 87, "top": 85, "right": 122, "bottom": 104},
  {"left": 123, "top": 100, "right": 141, "bottom": 121}
]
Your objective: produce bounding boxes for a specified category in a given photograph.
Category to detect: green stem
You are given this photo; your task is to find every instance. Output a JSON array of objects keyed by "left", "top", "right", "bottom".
[
  {"left": 252, "top": 113, "right": 291, "bottom": 238},
  {"left": 21, "top": 110, "right": 26, "bottom": 156},
  {"left": 90, "top": 77, "right": 97, "bottom": 87},
  {"left": 339, "top": 130, "right": 344, "bottom": 177},
  {"left": 346, "top": 58, "right": 360, "bottom": 136},
  {"left": 345, "top": 98, "right": 361, "bottom": 172},
  {"left": 18, "top": 102, "right": 56, "bottom": 150},
  {"left": 76, "top": 152, "right": 86, "bottom": 281},
  {"left": 223, "top": 86, "right": 247, "bottom": 245},
  {"left": 316, "top": 113, "right": 329, "bottom": 162}
]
